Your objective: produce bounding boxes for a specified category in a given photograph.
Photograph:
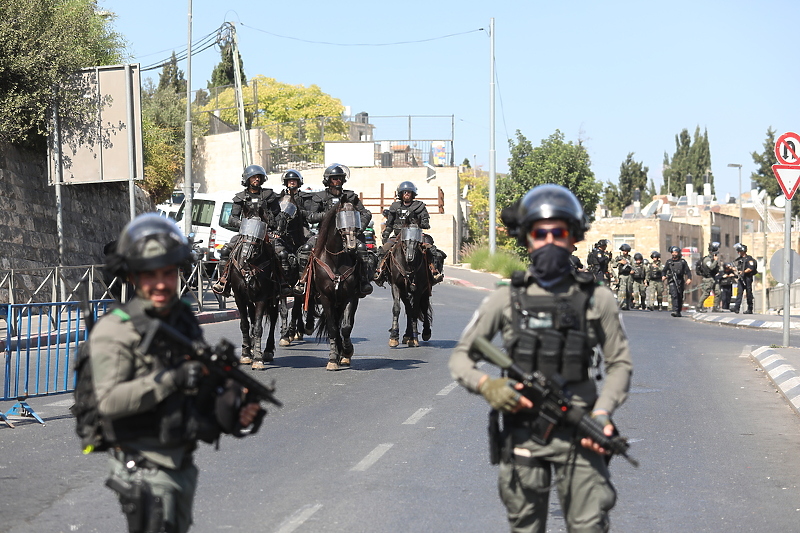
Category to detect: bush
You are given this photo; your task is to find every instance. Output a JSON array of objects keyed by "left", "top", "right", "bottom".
[{"left": 461, "top": 244, "right": 527, "bottom": 278}]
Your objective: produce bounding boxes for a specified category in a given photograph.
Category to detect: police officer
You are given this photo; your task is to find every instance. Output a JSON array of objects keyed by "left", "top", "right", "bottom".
[
  {"left": 449, "top": 184, "right": 632, "bottom": 533},
  {"left": 697, "top": 242, "right": 721, "bottom": 313},
  {"left": 212, "top": 164, "right": 291, "bottom": 297},
  {"left": 295, "top": 163, "right": 375, "bottom": 296},
  {"left": 614, "top": 244, "right": 633, "bottom": 310},
  {"left": 662, "top": 246, "right": 692, "bottom": 317},
  {"left": 91, "top": 214, "right": 263, "bottom": 533},
  {"left": 374, "top": 181, "right": 446, "bottom": 286},
  {"left": 718, "top": 262, "right": 736, "bottom": 310},
  {"left": 586, "top": 239, "right": 612, "bottom": 284},
  {"left": 569, "top": 245, "right": 584, "bottom": 271},
  {"left": 272, "top": 169, "right": 313, "bottom": 283},
  {"left": 731, "top": 243, "right": 758, "bottom": 314},
  {"left": 646, "top": 251, "right": 665, "bottom": 311},
  {"left": 630, "top": 252, "right": 647, "bottom": 310}
]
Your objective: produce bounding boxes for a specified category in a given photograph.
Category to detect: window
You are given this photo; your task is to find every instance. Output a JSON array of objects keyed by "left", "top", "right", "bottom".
[
  {"left": 191, "top": 200, "right": 215, "bottom": 227},
  {"left": 666, "top": 234, "right": 672, "bottom": 250},
  {"left": 725, "top": 234, "right": 730, "bottom": 247},
  {"left": 711, "top": 226, "right": 721, "bottom": 244},
  {"left": 613, "top": 235, "right": 635, "bottom": 252},
  {"left": 219, "top": 202, "right": 236, "bottom": 230},
  {"left": 691, "top": 238, "right": 699, "bottom": 250}
]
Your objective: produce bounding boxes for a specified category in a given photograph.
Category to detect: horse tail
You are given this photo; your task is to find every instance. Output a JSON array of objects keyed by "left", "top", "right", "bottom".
[{"left": 314, "top": 307, "right": 329, "bottom": 342}]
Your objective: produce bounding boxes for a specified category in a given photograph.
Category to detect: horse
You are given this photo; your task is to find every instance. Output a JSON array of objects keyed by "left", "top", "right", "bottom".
[
  {"left": 384, "top": 225, "right": 433, "bottom": 347},
  {"left": 303, "top": 200, "right": 362, "bottom": 371},
  {"left": 228, "top": 209, "right": 281, "bottom": 370}
]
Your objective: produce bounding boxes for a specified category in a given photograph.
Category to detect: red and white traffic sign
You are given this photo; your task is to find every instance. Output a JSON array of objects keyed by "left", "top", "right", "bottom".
[{"left": 773, "top": 132, "right": 800, "bottom": 199}]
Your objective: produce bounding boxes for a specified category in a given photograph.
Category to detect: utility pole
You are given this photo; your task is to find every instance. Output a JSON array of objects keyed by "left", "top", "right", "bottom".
[
  {"left": 183, "top": 0, "right": 193, "bottom": 237},
  {"left": 227, "top": 22, "right": 252, "bottom": 168},
  {"left": 488, "top": 17, "right": 496, "bottom": 254}
]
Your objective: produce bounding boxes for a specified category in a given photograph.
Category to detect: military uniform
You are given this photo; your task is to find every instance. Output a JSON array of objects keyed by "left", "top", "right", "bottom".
[
  {"left": 630, "top": 260, "right": 647, "bottom": 309},
  {"left": 646, "top": 260, "right": 665, "bottom": 310},
  {"left": 718, "top": 265, "right": 736, "bottom": 310},
  {"left": 697, "top": 254, "right": 720, "bottom": 312},
  {"left": 449, "top": 271, "right": 632, "bottom": 533},
  {"left": 613, "top": 253, "right": 633, "bottom": 310},
  {"left": 731, "top": 253, "right": 757, "bottom": 314},
  {"left": 586, "top": 247, "right": 611, "bottom": 284},
  {"left": 662, "top": 256, "right": 692, "bottom": 316}
]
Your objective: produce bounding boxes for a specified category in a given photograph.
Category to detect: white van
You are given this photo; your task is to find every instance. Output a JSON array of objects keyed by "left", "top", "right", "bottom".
[{"left": 174, "top": 191, "right": 240, "bottom": 262}]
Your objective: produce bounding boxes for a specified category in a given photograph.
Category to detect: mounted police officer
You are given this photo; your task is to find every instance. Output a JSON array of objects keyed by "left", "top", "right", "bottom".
[
  {"left": 272, "top": 169, "right": 313, "bottom": 285},
  {"left": 294, "top": 163, "right": 375, "bottom": 296},
  {"left": 373, "top": 180, "right": 446, "bottom": 286},
  {"left": 646, "top": 251, "right": 665, "bottom": 311},
  {"left": 631, "top": 252, "right": 647, "bottom": 310},
  {"left": 731, "top": 243, "right": 757, "bottom": 314},
  {"left": 614, "top": 244, "right": 633, "bottom": 310},
  {"left": 449, "top": 184, "right": 632, "bottom": 533},
  {"left": 212, "top": 164, "right": 291, "bottom": 298},
  {"left": 92, "top": 214, "right": 263, "bottom": 533},
  {"left": 662, "top": 246, "right": 692, "bottom": 317},
  {"left": 697, "top": 242, "right": 721, "bottom": 313},
  {"left": 586, "top": 239, "right": 612, "bottom": 284}
]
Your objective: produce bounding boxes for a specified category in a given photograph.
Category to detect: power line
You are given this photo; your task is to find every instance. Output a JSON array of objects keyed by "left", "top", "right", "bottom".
[
  {"left": 492, "top": 57, "right": 511, "bottom": 144},
  {"left": 140, "top": 26, "right": 224, "bottom": 72},
  {"left": 240, "top": 23, "right": 483, "bottom": 47}
]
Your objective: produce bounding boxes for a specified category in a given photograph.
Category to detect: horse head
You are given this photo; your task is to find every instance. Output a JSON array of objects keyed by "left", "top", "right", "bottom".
[
  {"left": 334, "top": 202, "right": 362, "bottom": 253},
  {"left": 399, "top": 224, "right": 423, "bottom": 264}
]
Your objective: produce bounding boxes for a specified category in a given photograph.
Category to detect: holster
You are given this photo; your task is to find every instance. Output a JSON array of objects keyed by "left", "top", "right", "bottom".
[{"left": 106, "top": 473, "right": 164, "bottom": 533}]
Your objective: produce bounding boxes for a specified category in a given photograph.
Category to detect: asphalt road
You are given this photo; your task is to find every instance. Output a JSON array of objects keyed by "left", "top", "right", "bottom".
[{"left": 1, "top": 282, "right": 799, "bottom": 532}]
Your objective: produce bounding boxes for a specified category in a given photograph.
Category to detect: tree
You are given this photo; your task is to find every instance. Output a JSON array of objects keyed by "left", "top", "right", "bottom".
[
  {"left": 0, "top": 0, "right": 126, "bottom": 149},
  {"left": 498, "top": 130, "right": 602, "bottom": 219},
  {"left": 157, "top": 52, "right": 186, "bottom": 94},
  {"left": 661, "top": 126, "right": 714, "bottom": 197},
  {"left": 461, "top": 157, "right": 472, "bottom": 169},
  {"left": 461, "top": 168, "right": 488, "bottom": 242},
  {"left": 749, "top": 127, "right": 800, "bottom": 217},
  {"left": 208, "top": 42, "right": 246, "bottom": 90}
]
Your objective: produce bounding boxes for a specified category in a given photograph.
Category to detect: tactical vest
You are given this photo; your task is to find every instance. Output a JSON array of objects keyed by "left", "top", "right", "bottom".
[
  {"left": 647, "top": 262, "right": 662, "bottom": 281},
  {"left": 631, "top": 263, "right": 646, "bottom": 281},
  {"left": 616, "top": 255, "right": 632, "bottom": 276},
  {"left": 665, "top": 259, "right": 686, "bottom": 284}
]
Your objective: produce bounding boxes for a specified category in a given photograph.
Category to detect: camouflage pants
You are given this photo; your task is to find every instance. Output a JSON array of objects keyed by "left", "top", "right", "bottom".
[
  {"left": 699, "top": 277, "right": 720, "bottom": 309},
  {"left": 646, "top": 280, "right": 665, "bottom": 309},
  {"left": 631, "top": 280, "right": 646, "bottom": 308},
  {"left": 616, "top": 275, "right": 632, "bottom": 309}
]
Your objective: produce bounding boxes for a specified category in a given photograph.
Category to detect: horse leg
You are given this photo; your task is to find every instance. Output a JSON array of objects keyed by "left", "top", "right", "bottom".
[
  {"left": 263, "top": 302, "right": 278, "bottom": 363},
  {"left": 339, "top": 299, "right": 358, "bottom": 367},
  {"left": 279, "top": 296, "right": 292, "bottom": 346},
  {"left": 405, "top": 302, "right": 419, "bottom": 347},
  {"left": 389, "top": 284, "right": 401, "bottom": 347},
  {"left": 290, "top": 297, "right": 304, "bottom": 341},
  {"left": 421, "top": 293, "right": 432, "bottom": 341},
  {"left": 304, "top": 302, "right": 316, "bottom": 336},
  {"left": 251, "top": 302, "right": 266, "bottom": 370},
  {"left": 325, "top": 315, "right": 342, "bottom": 371},
  {"left": 236, "top": 293, "right": 253, "bottom": 364}
]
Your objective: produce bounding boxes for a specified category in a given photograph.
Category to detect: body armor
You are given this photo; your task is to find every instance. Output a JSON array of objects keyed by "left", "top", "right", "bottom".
[
  {"left": 647, "top": 261, "right": 662, "bottom": 281},
  {"left": 383, "top": 200, "right": 430, "bottom": 240}
]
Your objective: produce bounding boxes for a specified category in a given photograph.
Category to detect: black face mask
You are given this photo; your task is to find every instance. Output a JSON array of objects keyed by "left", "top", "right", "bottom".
[{"left": 528, "top": 243, "right": 573, "bottom": 287}]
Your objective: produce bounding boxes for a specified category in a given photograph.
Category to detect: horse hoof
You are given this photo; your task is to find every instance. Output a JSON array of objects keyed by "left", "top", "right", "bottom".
[
  {"left": 251, "top": 359, "right": 266, "bottom": 370},
  {"left": 326, "top": 362, "right": 340, "bottom": 371},
  {"left": 279, "top": 337, "right": 291, "bottom": 347},
  {"left": 389, "top": 338, "right": 399, "bottom": 347},
  {"left": 264, "top": 352, "right": 274, "bottom": 363},
  {"left": 402, "top": 336, "right": 412, "bottom": 344},
  {"left": 340, "top": 357, "right": 351, "bottom": 366},
  {"left": 422, "top": 329, "right": 432, "bottom": 341},
  {"left": 407, "top": 338, "right": 419, "bottom": 347},
  {"left": 240, "top": 356, "right": 253, "bottom": 365},
  {"left": 305, "top": 325, "right": 315, "bottom": 335},
  {"left": 292, "top": 332, "right": 304, "bottom": 342}
]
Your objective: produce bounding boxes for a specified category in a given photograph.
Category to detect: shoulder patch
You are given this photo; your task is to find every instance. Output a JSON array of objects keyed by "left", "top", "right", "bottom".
[{"left": 111, "top": 308, "right": 130, "bottom": 322}]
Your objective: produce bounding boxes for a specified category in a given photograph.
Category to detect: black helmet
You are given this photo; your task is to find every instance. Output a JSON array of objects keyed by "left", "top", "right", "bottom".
[
  {"left": 708, "top": 241, "right": 720, "bottom": 253},
  {"left": 669, "top": 246, "right": 681, "bottom": 254},
  {"left": 633, "top": 252, "right": 643, "bottom": 261},
  {"left": 596, "top": 239, "right": 609, "bottom": 249},
  {"left": 322, "top": 163, "right": 350, "bottom": 187},
  {"left": 242, "top": 164, "right": 267, "bottom": 187},
  {"left": 117, "top": 213, "right": 190, "bottom": 274},
  {"left": 619, "top": 243, "right": 631, "bottom": 252},
  {"left": 734, "top": 242, "right": 747, "bottom": 253},
  {"left": 282, "top": 169, "right": 303, "bottom": 189},
  {"left": 515, "top": 184, "right": 589, "bottom": 246},
  {"left": 650, "top": 251, "right": 661, "bottom": 259},
  {"left": 397, "top": 181, "right": 418, "bottom": 200}
]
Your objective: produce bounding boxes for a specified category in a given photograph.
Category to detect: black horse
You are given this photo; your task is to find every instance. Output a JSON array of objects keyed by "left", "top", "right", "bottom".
[
  {"left": 385, "top": 225, "right": 433, "bottom": 347},
  {"left": 304, "top": 201, "right": 362, "bottom": 370},
  {"left": 228, "top": 212, "right": 281, "bottom": 370}
]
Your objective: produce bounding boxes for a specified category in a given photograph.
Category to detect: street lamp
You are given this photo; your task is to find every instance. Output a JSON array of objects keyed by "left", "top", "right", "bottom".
[{"left": 728, "top": 163, "right": 743, "bottom": 243}]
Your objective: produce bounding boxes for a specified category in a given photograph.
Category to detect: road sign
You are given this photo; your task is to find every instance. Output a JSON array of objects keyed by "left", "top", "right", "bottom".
[
  {"left": 772, "top": 165, "right": 800, "bottom": 199},
  {"left": 773, "top": 132, "right": 800, "bottom": 200}
]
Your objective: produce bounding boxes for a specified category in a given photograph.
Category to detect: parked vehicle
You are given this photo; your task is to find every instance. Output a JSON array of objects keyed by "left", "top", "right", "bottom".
[
  {"left": 364, "top": 221, "right": 377, "bottom": 251},
  {"left": 174, "top": 191, "right": 239, "bottom": 263}
]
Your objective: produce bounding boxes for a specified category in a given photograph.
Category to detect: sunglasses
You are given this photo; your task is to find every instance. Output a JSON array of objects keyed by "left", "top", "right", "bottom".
[{"left": 530, "top": 227, "right": 570, "bottom": 240}]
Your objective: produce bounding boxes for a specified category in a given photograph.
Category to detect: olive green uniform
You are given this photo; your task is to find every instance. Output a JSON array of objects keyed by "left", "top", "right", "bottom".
[
  {"left": 630, "top": 262, "right": 647, "bottom": 310},
  {"left": 449, "top": 273, "right": 632, "bottom": 533},
  {"left": 613, "top": 254, "right": 633, "bottom": 309},
  {"left": 645, "top": 261, "right": 665, "bottom": 311},
  {"left": 697, "top": 254, "right": 720, "bottom": 311}
]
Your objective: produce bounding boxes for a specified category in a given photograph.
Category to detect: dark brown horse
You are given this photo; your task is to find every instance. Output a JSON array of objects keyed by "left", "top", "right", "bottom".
[
  {"left": 229, "top": 212, "right": 281, "bottom": 370},
  {"left": 303, "top": 201, "right": 362, "bottom": 370},
  {"left": 385, "top": 225, "right": 433, "bottom": 347}
]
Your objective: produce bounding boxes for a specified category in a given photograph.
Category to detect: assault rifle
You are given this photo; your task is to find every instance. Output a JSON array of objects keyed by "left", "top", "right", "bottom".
[{"left": 469, "top": 336, "right": 639, "bottom": 467}]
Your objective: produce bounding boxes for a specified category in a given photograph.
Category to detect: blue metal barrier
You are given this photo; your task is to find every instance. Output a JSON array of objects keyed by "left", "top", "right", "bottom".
[{"left": 1, "top": 300, "right": 112, "bottom": 427}]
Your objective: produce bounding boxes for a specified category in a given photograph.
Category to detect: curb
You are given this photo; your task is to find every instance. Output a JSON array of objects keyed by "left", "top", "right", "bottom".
[
  {"left": 443, "top": 277, "right": 493, "bottom": 292},
  {"left": 196, "top": 308, "right": 240, "bottom": 324},
  {"left": 751, "top": 346, "right": 800, "bottom": 418},
  {"left": 691, "top": 312, "right": 800, "bottom": 330}
]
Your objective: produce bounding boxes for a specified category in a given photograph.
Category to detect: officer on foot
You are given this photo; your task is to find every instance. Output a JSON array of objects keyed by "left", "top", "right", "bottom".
[
  {"left": 586, "top": 239, "right": 612, "bottom": 284},
  {"left": 92, "top": 214, "right": 264, "bottom": 533},
  {"left": 212, "top": 164, "right": 292, "bottom": 298},
  {"left": 614, "top": 244, "right": 633, "bottom": 310},
  {"left": 731, "top": 243, "right": 757, "bottom": 314},
  {"left": 295, "top": 163, "right": 375, "bottom": 296},
  {"left": 697, "top": 242, "right": 721, "bottom": 313},
  {"left": 662, "top": 246, "right": 692, "bottom": 317},
  {"left": 449, "top": 184, "right": 633, "bottom": 533},
  {"left": 373, "top": 181, "right": 446, "bottom": 287},
  {"left": 630, "top": 252, "right": 647, "bottom": 310},
  {"left": 718, "top": 262, "right": 736, "bottom": 310},
  {"left": 646, "top": 251, "right": 665, "bottom": 310}
]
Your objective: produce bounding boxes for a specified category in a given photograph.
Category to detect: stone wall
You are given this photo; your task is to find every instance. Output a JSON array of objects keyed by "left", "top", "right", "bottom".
[{"left": 0, "top": 142, "right": 153, "bottom": 271}]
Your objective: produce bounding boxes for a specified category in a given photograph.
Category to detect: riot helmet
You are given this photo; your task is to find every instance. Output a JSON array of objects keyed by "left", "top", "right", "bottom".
[
  {"left": 241, "top": 164, "right": 267, "bottom": 187},
  {"left": 619, "top": 243, "right": 631, "bottom": 252},
  {"left": 515, "top": 184, "right": 590, "bottom": 246},
  {"left": 708, "top": 241, "right": 720, "bottom": 253},
  {"left": 634, "top": 252, "right": 643, "bottom": 261},
  {"left": 396, "top": 181, "right": 418, "bottom": 200},
  {"left": 650, "top": 250, "right": 661, "bottom": 259},
  {"left": 282, "top": 169, "right": 303, "bottom": 189},
  {"left": 596, "top": 239, "right": 609, "bottom": 249},
  {"left": 322, "top": 163, "right": 350, "bottom": 187},
  {"left": 734, "top": 242, "right": 747, "bottom": 253},
  {"left": 116, "top": 213, "right": 190, "bottom": 274},
  {"left": 669, "top": 246, "right": 681, "bottom": 255}
]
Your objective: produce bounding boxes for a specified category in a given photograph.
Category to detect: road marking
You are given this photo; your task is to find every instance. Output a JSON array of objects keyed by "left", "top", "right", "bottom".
[
  {"left": 437, "top": 382, "right": 459, "bottom": 396},
  {"left": 274, "top": 503, "right": 323, "bottom": 533},
  {"left": 351, "top": 443, "right": 393, "bottom": 471},
  {"left": 403, "top": 408, "right": 432, "bottom": 424},
  {"left": 741, "top": 345, "right": 752, "bottom": 358}
]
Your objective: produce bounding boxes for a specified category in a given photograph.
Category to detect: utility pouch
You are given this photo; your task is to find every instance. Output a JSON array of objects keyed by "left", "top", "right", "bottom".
[
  {"left": 561, "top": 329, "right": 588, "bottom": 383},
  {"left": 488, "top": 409, "right": 502, "bottom": 465},
  {"left": 529, "top": 409, "right": 560, "bottom": 446},
  {"left": 536, "top": 330, "right": 563, "bottom": 379},
  {"left": 106, "top": 473, "right": 164, "bottom": 533}
]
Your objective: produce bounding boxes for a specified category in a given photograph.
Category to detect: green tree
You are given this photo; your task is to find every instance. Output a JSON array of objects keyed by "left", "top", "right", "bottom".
[
  {"left": 0, "top": 0, "right": 126, "bottom": 149},
  {"left": 208, "top": 42, "right": 246, "bottom": 90},
  {"left": 157, "top": 51, "right": 186, "bottom": 94},
  {"left": 499, "top": 130, "right": 602, "bottom": 219},
  {"left": 461, "top": 157, "right": 472, "bottom": 169},
  {"left": 461, "top": 168, "right": 488, "bottom": 242},
  {"left": 661, "top": 126, "right": 714, "bottom": 197}
]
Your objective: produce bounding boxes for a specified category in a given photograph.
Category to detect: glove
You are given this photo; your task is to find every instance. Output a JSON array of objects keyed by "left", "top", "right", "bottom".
[
  {"left": 479, "top": 377, "right": 520, "bottom": 412},
  {"left": 172, "top": 360, "right": 205, "bottom": 392},
  {"left": 591, "top": 410, "right": 611, "bottom": 429}
]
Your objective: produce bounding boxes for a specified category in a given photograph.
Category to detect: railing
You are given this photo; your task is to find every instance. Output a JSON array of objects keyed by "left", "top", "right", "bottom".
[
  {"left": 373, "top": 140, "right": 454, "bottom": 168},
  {"left": 359, "top": 184, "right": 445, "bottom": 216}
]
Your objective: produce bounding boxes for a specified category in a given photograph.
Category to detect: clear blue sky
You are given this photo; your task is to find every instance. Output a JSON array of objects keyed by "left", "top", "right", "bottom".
[{"left": 102, "top": 0, "right": 796, "bottom": 201}]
